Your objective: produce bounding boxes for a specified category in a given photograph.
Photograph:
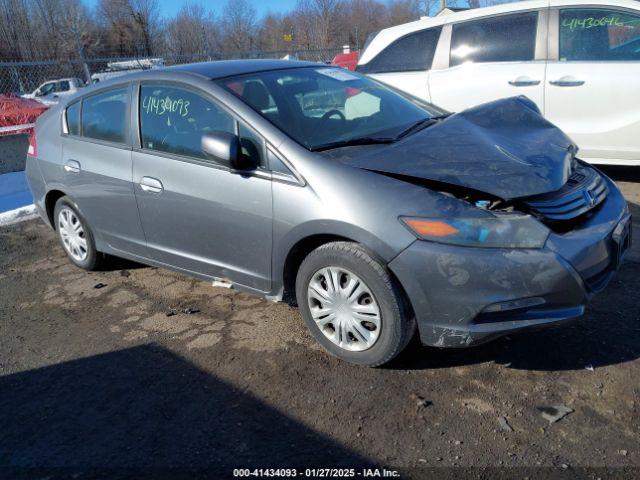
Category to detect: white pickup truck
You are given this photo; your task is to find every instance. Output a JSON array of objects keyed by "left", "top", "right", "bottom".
[{"left": 21, "top": 78, "right": 84, "bottom": 105}]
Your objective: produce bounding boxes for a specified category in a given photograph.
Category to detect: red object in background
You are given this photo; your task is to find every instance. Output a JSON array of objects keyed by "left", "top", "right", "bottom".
[
  {"left": 0, "top": 94, "right": 49, "bottom": 136},
  {"left": 331, "top": 51, "right": 359, "bottom": 71},
  {"left": 27, "top": 132, "right": 37, "bottom": 156}
]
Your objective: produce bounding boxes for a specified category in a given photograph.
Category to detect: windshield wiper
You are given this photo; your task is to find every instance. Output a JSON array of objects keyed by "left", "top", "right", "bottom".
[
  {"left": 310, "top": 137, "right": 396, "bottom": 152},
  {"left": 395, "top": 114, "right": 449, "bottom": 140}
]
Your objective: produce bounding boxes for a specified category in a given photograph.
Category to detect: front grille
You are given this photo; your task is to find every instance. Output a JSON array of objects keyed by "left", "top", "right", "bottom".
[{"left": 525, "top": 166, "right": 608, "bottom": 222}]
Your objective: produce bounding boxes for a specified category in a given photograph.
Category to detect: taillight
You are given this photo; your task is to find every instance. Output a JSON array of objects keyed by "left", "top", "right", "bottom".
[{"left": 27, "top": 133, "right": 37, "bottom": 157}]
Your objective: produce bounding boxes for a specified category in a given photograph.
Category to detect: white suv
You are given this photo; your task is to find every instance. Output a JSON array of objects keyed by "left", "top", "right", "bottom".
[{"left": 357, "top": 0, "right": 640, "bottom": 166}]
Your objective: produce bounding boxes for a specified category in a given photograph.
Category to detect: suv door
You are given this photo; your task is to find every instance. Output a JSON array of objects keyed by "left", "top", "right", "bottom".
[
  {"left": 356, "top": 27, "right": 442, "bottom": 100},
  {"left": 61, "top": 85, "right": 147, "bottom": 256},
  {"left": 429, "top": 10, "right": 547, "bottom": 112},
  {"left": 37, "top": 81, "right": 56, "bottom": 98},
  {"left": 545, "top": 6, "right": 640, "bottom": 164},
  {"left": 132, "top": 83, "right": 273, "bottom": 292}
]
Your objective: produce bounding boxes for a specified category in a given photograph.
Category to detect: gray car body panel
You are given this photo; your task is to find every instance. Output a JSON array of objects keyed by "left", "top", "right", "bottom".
[
  {"left": 26, "top": 60, "right": 630, "bottom": 348},
  {"left": 390, "top": 175, "right": 628, "bottom": 347}
]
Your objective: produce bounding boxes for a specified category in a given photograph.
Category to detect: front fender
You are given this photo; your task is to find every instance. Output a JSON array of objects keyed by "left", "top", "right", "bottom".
[{"left": 271, "top": 218, "right": 414, "bottom": 297}]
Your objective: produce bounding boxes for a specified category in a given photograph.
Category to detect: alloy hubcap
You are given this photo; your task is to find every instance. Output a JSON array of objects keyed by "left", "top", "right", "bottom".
[
  {"left": 58, "top": 207, "right": 88, "bottom": 262},
  {"left": 307, "top": 266, "right": 381, "bottom": 352}
]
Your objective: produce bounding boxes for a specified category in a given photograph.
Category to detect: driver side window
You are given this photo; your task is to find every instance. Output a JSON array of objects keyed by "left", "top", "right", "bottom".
[
  {"left": 139, "top": 84, "right": 234, "bottom": 160},
  {"left": 39, "top": 82, "right": 55, "bottom": 95}
]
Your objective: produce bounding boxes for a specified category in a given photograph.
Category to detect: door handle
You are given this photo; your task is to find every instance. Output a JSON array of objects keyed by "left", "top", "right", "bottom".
[
  {"left": 64, "top": 159, "right": 80, "bottom": 173},
  {"left": 139, "top": 176, "right": 163, "bottom": 194},
  {"left": 508, "top": 77, "right": 541, "bottom": 87},
  {"left": 549, "top": 77, "right": 585, "bottom": 87}
]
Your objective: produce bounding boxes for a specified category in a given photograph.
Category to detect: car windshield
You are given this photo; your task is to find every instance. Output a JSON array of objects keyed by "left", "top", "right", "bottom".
[{"left": 218, "top": 67, "right": 440, "bottom": 151}]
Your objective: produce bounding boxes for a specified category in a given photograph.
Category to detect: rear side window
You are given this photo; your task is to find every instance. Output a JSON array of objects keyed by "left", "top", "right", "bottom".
[
  {"left": 357, "top": 27, "right": 442, "bottom": 74},
  {"left": 81, "top": 88, "right": 128, "bottom": 143},
  {"left": 560, "top": 8, "right": 640, "bottom": 61},
  {"left": 139, "top": 84, "right": 234, "bottom": 160},
  {"left": 66, "top": 102, "right": 81, "bottom": 136},
  {"left": 450, "top": 12, "right": 538, "bottom": 66}
]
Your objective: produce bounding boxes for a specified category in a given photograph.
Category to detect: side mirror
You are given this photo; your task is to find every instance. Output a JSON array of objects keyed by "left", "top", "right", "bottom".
[{"left": 201, "top": 131, "right": 240, "bottom": 169}]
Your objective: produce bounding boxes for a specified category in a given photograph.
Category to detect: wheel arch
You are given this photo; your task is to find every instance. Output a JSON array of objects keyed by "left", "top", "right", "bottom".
[
  {"left": 45, "top": 189, "right": 67, "bottom": 229},
  {"left": 281, "top": 233, "right": 352, "bottom": 304},
  {"left": 276, "top": 219, "right": 411, "bottom": 306}
]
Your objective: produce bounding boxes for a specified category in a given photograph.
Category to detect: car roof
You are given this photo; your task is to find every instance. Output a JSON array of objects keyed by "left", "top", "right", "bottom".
[
  {"left": 358, "top": 0, "right": 640, "bottom": 64},
  {"left": 43, "top": 77, "right": 78, "bottom": 83},
  {"left": 61, "top": 59, "right": 326, "bottom": 103},
  {"left": 169, "top": 59, "right": 322, "bottom": 79}
]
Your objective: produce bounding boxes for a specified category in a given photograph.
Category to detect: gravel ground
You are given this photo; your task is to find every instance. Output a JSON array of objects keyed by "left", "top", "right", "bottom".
[{"left": 0, "top": 167, "right": 639, "bottom": 479}]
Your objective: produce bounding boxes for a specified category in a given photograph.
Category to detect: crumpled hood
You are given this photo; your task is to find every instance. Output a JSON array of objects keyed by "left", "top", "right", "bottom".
[{"left": 330, "top": 96, "right": 576, "bottom": 200}]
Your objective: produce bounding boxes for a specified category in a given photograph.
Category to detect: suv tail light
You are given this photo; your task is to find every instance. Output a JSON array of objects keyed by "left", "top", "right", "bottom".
[{"left": 27, "top": 133, "right": 37, "bottom": 157}]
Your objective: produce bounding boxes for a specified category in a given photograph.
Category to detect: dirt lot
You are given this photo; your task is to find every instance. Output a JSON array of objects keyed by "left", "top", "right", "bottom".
[{"left": 1, "top": 167, "right": 639, "bottom": 479}]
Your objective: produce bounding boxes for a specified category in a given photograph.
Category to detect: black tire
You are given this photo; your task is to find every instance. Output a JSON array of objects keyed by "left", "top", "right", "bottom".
[
  {"left": 295, "top": 241, "right": 416, "bottom": 367},
  {"left": 53, "top": 196, "right": 102, "bottom": 271}
]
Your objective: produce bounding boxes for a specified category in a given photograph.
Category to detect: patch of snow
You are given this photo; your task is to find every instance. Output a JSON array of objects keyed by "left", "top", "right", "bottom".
[{"left": 0, "top": 204, "right": 37, "bottom": 226}]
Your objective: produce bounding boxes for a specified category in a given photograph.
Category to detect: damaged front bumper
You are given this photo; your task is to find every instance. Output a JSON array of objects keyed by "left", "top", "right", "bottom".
[{"left": 389, "top": 175, "right": 631, "bottom": 348}]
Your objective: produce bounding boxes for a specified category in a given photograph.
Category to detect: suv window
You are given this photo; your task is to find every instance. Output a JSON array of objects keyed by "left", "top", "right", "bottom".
[
  {"left": 357, "top": 27, "right": 441, "bottom": 73},
  {"left": 81, "top": 88, "right": 128, "bottom": 143},
  {"left": 450, "top": 12, "right": 538, "bottom": 66},
  {"left": 140, "top": 85, "right": 234, "bottom": 160},
  {"left": 560, "top": 8, "right": 640, "bottom": 61},
  {"left": 66, "top": 102, "right": 81, "bottom": 136}
]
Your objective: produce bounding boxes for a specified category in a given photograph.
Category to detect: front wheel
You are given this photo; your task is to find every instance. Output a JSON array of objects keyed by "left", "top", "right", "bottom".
[{"left": 295, "top": 242, "right": 415, "bottom": 367}]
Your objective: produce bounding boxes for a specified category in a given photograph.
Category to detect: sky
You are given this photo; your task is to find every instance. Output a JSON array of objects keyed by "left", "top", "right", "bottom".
[{"left": 83, "top": 0, "right": 305, "bottom": 19}]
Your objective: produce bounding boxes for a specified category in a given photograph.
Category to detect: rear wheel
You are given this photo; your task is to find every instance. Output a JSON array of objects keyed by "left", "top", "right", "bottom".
[
  {"left": 54, "top": 196, "right": 102, "bottom": 271},
  {"left": 295, "top": 241, "right": 415, "bottom": 367}
]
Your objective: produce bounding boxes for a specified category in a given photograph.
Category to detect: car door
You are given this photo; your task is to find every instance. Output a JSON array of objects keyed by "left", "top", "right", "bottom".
[
  {"left": 61, "top": 85, "right": 148, "bottom": 256},
  {"left": 428, "top": 10, "right": 547, "bottom": 113},
  {"left": 357, "top": 27, "right": 442, "bottom": 100},
  {"left": 545, "top": 6, "right": 640, "bottom": 164},
  {"left": 55, "top": 80, "right": 72, "bottom": 98},
  {"left": 37, "top": 81, "right": 56, "bottom": 101},
  {"left": 132, "top": 83, "right": 273, "bottom": 292}
]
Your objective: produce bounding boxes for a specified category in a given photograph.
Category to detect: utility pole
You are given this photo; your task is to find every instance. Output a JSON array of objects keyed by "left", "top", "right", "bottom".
[{"left": 75, "top": 33, "right": 91, "bottom": 85}]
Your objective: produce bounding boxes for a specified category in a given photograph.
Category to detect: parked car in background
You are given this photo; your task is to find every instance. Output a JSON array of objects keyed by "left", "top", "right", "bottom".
[
  {"left": 21, "top": 78, "right": 84, "bottom": 105},
  {"left": 357, "top": 0, "right": 640, "bottom": 166},
  {"left": 25, "top": 60, "right": 631, "bottom": 366},
  {"left": 91, "top": 58, "right": 165, "bottom": 83}
]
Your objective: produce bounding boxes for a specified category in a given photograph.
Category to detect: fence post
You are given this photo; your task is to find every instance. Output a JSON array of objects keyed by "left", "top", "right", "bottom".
[
  {"left": 10, "top": 64, "right": 25, "bottom": 93},
  {"left": 82, "top": 60, "right": 91, "bottom": 85}
]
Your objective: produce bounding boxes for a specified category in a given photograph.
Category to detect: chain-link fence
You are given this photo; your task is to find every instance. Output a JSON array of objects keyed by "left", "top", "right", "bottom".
[{"left": 0, "top": 47, "right": 346, "bottom": 96}]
